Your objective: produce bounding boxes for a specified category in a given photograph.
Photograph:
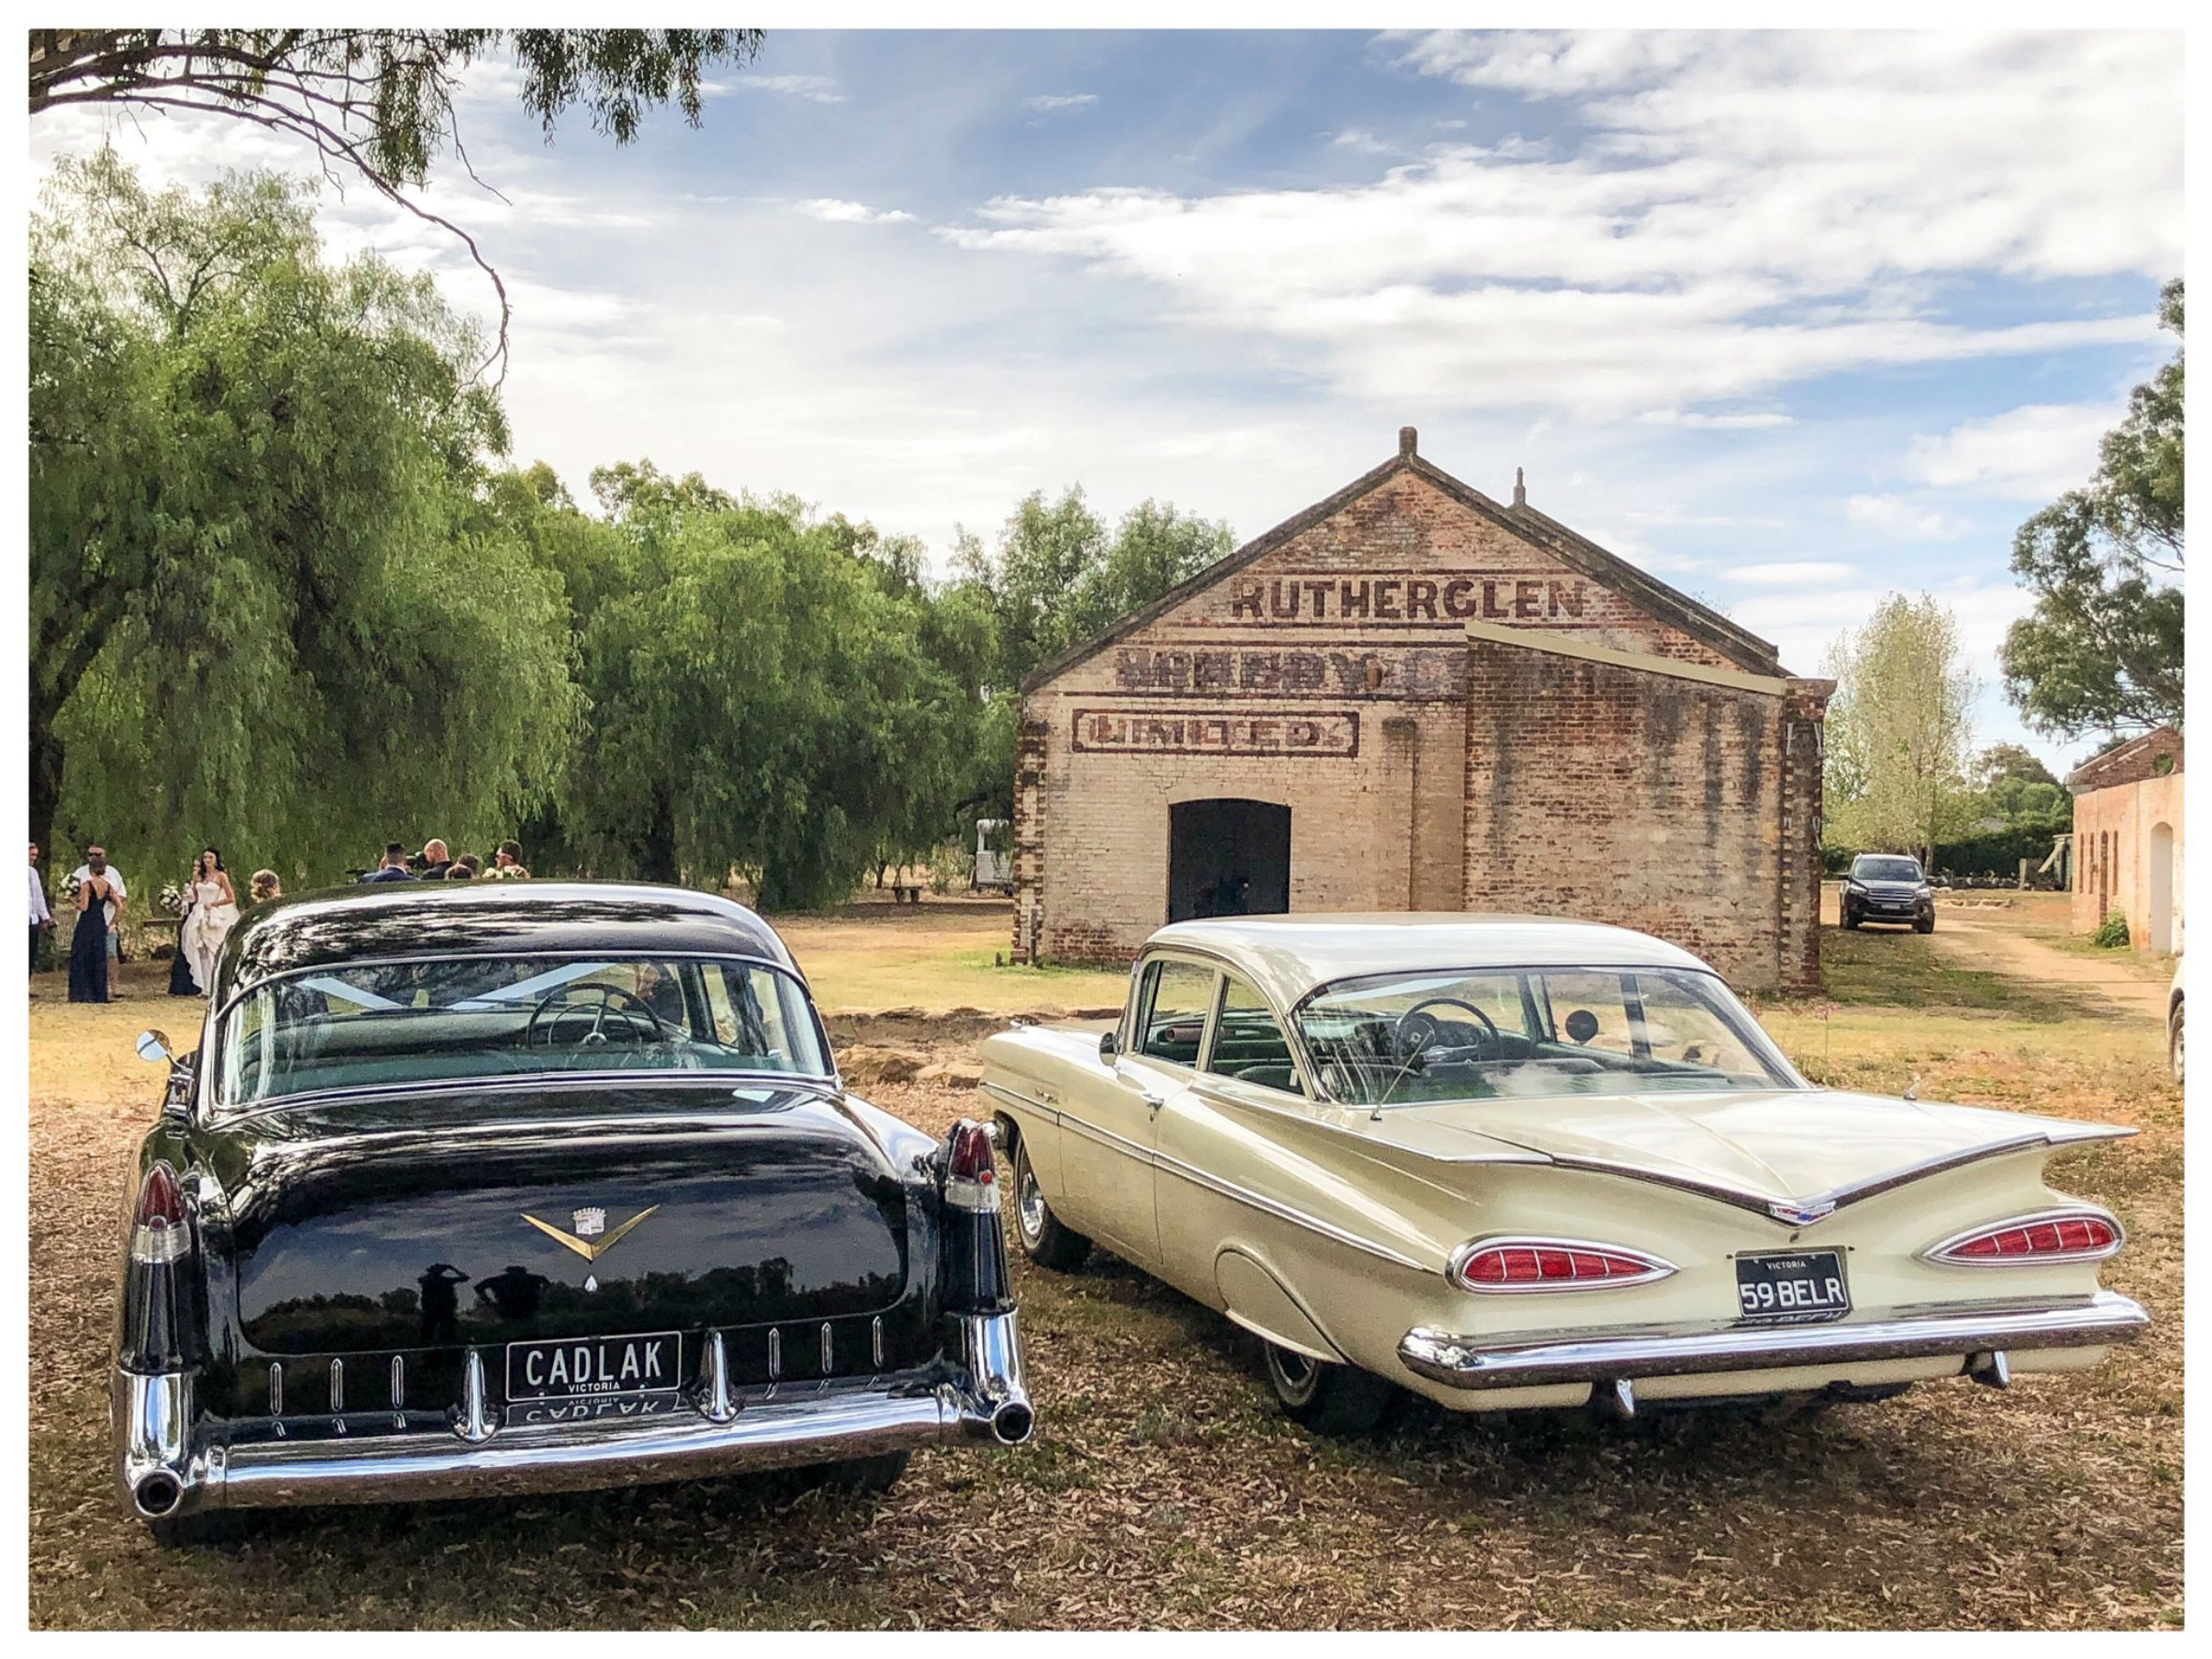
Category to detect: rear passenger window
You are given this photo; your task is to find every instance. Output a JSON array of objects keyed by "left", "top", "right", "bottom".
[
  {"left": 1135, "top": 959, "right": 1216, "bottom": 1066},
  {"left": 1205, "top": 976, "right": 1301, "bottom": 1096}
]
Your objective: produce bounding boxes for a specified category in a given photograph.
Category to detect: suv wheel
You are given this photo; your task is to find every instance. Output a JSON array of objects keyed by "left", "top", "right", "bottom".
[{"left": 2171, "top": 1001, "right": 2184, "bottom": 1084}]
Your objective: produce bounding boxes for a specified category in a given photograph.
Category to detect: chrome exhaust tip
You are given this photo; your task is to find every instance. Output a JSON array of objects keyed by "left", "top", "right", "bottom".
[
  {"left": 989, "top": 1399, "right": 1035, "bottom": 1445},
  {"left": 134, "top": 1471, "right": 184, "bottom": 1518}
]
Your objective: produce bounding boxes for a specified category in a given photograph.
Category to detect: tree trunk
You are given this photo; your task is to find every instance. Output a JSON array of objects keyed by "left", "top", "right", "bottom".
[
  {"left": 28, "top": 688, "right": 66, "bottom": 861},
  {"left": 639, "top": 785, "right": 679, "bottom": 886}
]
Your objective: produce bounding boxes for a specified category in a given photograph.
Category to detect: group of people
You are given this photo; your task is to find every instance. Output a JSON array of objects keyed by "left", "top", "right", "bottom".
[
  {"left": 29, "top": 839, "right": 281, "bottom": 1005},
  {"left": 27, "top": 832, "right": 532, "bottom": 1006},
  {"left": 358, "top": 838, "right": 530, "bottom": 883}
]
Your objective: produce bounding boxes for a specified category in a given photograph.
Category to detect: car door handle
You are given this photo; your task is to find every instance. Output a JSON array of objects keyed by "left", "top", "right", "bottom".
[{"left": 1141, "top": 1091, "right": 1167, "bottom": 1114}]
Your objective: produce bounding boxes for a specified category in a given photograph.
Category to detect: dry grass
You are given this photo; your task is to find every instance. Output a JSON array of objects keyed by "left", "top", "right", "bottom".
[
  {"left": 25, "top": 913, "right": 2183, "bottom": 1630},
  {"left": 768, "top": 898, "right": 1128, "bottom": 1016}
]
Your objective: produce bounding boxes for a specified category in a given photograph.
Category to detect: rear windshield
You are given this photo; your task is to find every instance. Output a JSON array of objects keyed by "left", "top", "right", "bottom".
[
  {"left": 217, "top": 953, "right": 830, "bottom": 1108},
  {"left": 1852, "top": 857, "right": 1923, "bottom": 882},
  {"left": 1294, "top": 965, "right": 1800, "bottom": 1108}
]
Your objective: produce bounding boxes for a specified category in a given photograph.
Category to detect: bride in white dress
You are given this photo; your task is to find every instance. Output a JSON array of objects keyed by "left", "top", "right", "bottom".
[{"left": 179, "top": 846, "right": 240, "bottom": 994}]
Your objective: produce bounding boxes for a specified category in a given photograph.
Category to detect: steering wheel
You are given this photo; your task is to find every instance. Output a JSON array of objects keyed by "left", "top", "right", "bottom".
[
  {"left": 524, "top": 983, "right": 671, "bottom": 1058},
  {"left": 1393, "top": 996, "right": 1501, "bottom": 1064}
]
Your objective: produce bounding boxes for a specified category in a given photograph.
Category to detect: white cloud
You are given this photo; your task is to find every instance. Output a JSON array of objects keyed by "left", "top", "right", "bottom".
[
  {"left": 1639, "top": 409, "right": 1794, "bottom": 429},
  {"left": 945, "top": 33, "right": 2177, "bottom": 418},
  {"left": 1025, "top": 93, "right": 1099, "bottom": 113},
  {"left": 1328, "top": 129, "right": 1397, "bottom": 156},
  {"left": 1905, "top": 401, "right": 2120, "bottom": 500},
  {"left": 796, "top": 199, "right": 917, "bottom": 226},
  {"left": 738, "top": 74, "right": 844, "bottom": 104},
  {"left": 1726, "top": 560, "right": 1859, "bottom": 585},
  {"left": 1844, "top": 493, "right": 1972, "bottom": 542}
]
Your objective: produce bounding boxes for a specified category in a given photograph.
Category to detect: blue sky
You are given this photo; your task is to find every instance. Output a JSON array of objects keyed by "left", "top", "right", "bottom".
[{"left": 30, "top": 29, "right": 2183, "bottom": 772}]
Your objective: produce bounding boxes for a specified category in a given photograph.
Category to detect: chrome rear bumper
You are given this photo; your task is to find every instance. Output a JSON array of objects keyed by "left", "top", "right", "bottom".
[
  {"left": 1398, "top": 1292, "right": 2149, "bottom": 1391},
  {"left": 117, "top": 1311, "right": 1029, "bottom": 1518}
]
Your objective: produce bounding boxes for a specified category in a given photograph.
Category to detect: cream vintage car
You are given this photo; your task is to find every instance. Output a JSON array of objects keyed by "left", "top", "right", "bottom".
[{"left": 979, "top": 915, "right": 2148, "bottom": 1430}]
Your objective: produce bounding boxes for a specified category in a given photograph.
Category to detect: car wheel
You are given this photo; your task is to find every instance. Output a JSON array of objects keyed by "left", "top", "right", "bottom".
[
  {"left": 1842, "top": 908, "right": 1861, "bottom": 930},
  {"left": 1263, "top": 1341, "right": 1393, "bottom": 1435},
  {"left": 2171, "top": 1002, "right": 2184, "bottom": 1084},
  {"left": 1914, "top": 915, "right": 1936, "bottom": 934},
  {"left": 1010, "top": 1136, "right": 1091, "bottom": 1272}
]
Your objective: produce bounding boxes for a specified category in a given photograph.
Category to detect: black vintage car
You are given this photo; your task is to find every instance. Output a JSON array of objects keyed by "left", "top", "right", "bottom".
[
  {"left": 1839, "top": 853, "right": 1937, "bottom": 933},
  {"left": 113, "top": 882, "right": 1030, "bottom": 1544}
]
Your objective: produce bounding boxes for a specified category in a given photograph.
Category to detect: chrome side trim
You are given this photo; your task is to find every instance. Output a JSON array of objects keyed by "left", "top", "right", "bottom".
[
  {"left": 1150, "top": 1147, "right": 1428, "bottom": 1272},
  {"left": 1059, "top": 1110, "right": 1155, "bottom": 1165},
  {"left": 871, "top": 1316, "right": 885, "bottom": 1371},
  {"left": 819, "top": 1323, "right": 834, "bottom": 1375},
  {"left": 390, "top": 1356, "right": 405, "bottom": 1412},
  {"left": 329, "top": 1357, "right": 344, "bottom": 1413},
  {"left": 767, "top": 1327, "right": 782, "bottom": 1382},
  {"left": 268, "top": 1362, "right": 283, "bottom": 1417},
  {"left": 981, "top": 1080, "right": 1063, "bottom": 1125},
  {"left": 1398, "top": 1290, "right": 2149, "bottom": 1390},
  {"left": 1919, "top": 1205, "right": 2128, "bottom": 1267}
]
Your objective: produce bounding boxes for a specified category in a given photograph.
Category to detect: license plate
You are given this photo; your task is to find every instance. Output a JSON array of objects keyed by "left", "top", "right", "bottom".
[
  {"left": 506, "top": 1331, "right": 683, "bottom": 1401},
  {"left": 1734, "top": 1250, "right": 1849, "bottom": 1323}
]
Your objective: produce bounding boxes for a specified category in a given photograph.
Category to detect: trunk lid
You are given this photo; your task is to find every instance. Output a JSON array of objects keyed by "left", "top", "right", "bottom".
[
  {"left": 1380, "top": 1088, "right": 2124, "bottom": 1214},
  {"left": 216, "top": 1084, "right": 915, "bottom": 1354}
]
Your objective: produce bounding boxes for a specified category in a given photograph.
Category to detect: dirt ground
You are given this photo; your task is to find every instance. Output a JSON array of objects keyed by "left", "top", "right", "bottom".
[{"left": 25, "top": 904, "right": 2183, "bottom": 1629}]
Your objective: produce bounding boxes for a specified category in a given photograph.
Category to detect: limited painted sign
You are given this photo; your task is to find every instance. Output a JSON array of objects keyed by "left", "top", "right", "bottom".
[{"left": 1072, "top": 709, "right": 1360, "bottom": 757}]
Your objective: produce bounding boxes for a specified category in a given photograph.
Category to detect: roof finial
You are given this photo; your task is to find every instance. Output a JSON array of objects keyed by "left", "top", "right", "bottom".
[
  {"left": 1513, "top": 466, "right": 1526, "bottom": 509},
  {"left": 1397, "top": 426, "right": 1417, "bottom": 458}
]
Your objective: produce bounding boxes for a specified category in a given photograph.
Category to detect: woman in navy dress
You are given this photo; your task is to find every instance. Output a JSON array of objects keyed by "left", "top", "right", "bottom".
[{"left": 68, "top": 868, "right": 116, "bottom": 1002}]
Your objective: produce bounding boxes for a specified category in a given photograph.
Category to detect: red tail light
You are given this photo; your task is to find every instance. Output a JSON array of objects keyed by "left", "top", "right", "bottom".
[
  {"left": 130, "top": 1162, "right": 192, "bottom": 1264},
  {"left": 1927, "top": 1210, "right": 2121, "bottom": 1265},
  {"left": 1450, "top": 1236, "right": 1673, "bottom": 1293},
  {"left": 944, "top": 1120, "right": 998, "bottom": 1213}
]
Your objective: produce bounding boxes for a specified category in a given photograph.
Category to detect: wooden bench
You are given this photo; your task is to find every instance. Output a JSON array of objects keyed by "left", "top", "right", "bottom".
[{"left": 891, "top": 883, "right": 923, "bottom": 905}]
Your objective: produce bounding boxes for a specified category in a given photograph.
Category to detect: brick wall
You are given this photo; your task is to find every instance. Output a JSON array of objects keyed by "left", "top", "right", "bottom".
[
  {"left": 2071, "top": 771, "right": 2185, "bottom": 952},
  {"left": 1015, "top": 459, "right": 1825, "bottom": 988}
]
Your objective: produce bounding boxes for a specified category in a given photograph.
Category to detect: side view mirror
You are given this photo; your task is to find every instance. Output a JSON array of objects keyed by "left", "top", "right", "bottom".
[
  {"left": 1099, "top": 1030, "right": 1118, "bottom": 1061},
  {"left": 135, "top": 1030, "right": 172, "bottom": 1066}
]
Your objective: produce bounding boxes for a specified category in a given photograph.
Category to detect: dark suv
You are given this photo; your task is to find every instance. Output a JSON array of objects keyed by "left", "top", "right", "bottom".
[{"left": 1841, "top": 853, "right": 1936, "bottom": 933}]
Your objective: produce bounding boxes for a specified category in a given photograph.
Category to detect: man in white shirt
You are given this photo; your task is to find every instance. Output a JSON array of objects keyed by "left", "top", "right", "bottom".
[
  {"left": 29, "top": 842, "right": 53, "bottom": 976},
  {"left": 67, "top": 846, "right": 127, "bottom": 970}
]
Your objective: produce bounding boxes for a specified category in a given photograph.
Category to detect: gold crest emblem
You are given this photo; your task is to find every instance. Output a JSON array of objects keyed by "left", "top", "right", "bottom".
[{"left": 521, "top": 1205, "right": 660, "bottom": 1262}]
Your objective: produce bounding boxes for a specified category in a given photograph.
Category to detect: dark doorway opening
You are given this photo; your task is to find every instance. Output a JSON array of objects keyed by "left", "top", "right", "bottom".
[{"left": 1168, "top": 800, "right": 1292, "bottom": 923}]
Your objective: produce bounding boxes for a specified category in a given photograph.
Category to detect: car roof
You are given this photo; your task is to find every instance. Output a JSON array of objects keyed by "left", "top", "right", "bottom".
[
  {"left": 1143, "top": 913, "right": 1717, "bottom": 1009},
  {"left": 216, "top": 880, "right": 799, "bottom": 1004}
]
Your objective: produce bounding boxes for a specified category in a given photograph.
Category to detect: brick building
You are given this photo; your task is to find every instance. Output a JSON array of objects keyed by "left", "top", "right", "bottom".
[
  {"left": 1009, "top": 429, "right": 1833, "bottom": 994},
  {"left": 2069, "top": 726, "right": 2184, "bottom": 955}
]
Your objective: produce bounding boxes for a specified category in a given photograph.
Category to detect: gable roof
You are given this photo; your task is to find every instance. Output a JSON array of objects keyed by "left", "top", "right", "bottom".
[
  {"left": 2066, "top": 725, "right": 2185, "bottom": 793},
  {"left": 1020, "top": 441, "right": 1783, "bottom": 693}
]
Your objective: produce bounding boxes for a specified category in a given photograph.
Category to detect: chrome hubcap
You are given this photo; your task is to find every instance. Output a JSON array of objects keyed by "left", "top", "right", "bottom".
[
  {"left": 1270, "top": 1346, "right": 1317, "bottom": 1401},
  {"left": 1017, "top": 1160, "right": 1047, "bottom": 1244}
]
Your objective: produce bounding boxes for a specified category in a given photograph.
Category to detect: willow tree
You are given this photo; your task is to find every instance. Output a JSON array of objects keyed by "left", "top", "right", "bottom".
[
  {"left": 562, "top": 492, "right": 985, "bottom": 908},
  {"left": 29, "top": 151, "right": 578, "bottom": 886}
]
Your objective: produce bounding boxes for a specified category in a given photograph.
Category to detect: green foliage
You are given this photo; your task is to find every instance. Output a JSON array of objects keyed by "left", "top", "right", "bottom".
[
  {"left": 30, "top": 31, "right": 763, "bottom": 188},
  {"left": 1822, "top": 593, "right": 1980, "bottom": 865},
  {"left": 29, "top": 151, "right": 577, "bottom": 886},
  {"left": 956, "top": 488, "right": 1235, "bottom": 687},
  {"left": 2092, "top": 910, "right": 2133, "bottom": 949},
  {"left": 2001, "top": 280, "right": 2184, "bottom": 739}
]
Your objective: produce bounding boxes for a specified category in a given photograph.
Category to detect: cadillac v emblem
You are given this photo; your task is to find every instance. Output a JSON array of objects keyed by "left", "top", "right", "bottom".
[
  {"left": 521, "top": 1205, "right": 659, "bottom": 1262},
  {"left": 1769, "top": 1198, "right": 1837, "bottom": 1227}
]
